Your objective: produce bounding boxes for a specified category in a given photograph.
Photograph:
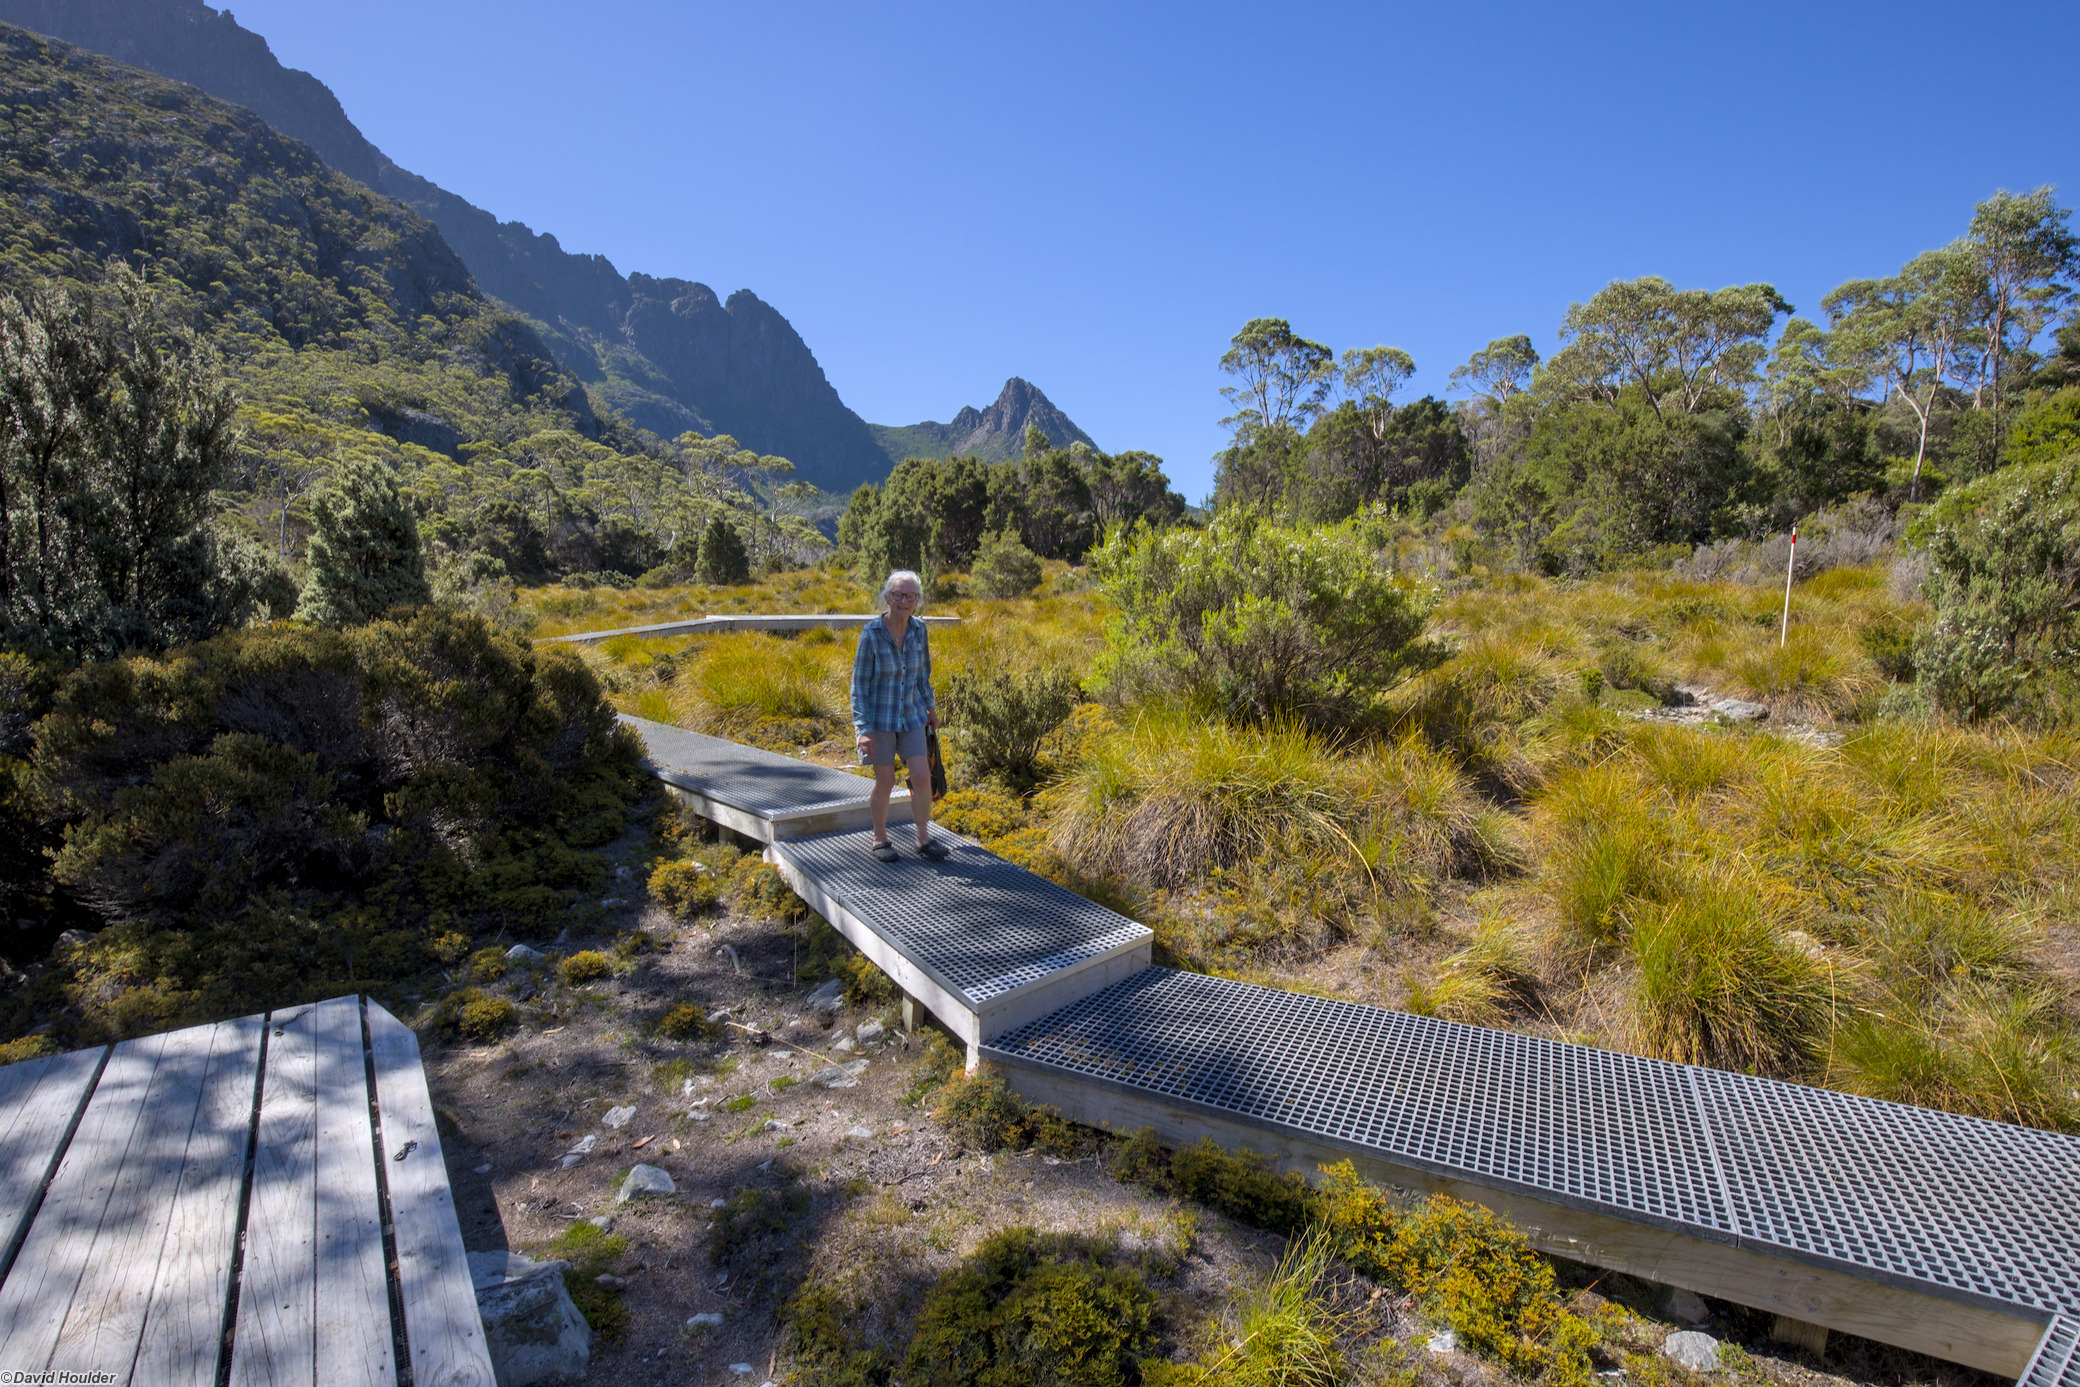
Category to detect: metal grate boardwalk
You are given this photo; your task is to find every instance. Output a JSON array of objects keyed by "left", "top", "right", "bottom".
[
  {"left": 982, "top": 968, "right": 2080, "bottom": 1325},
  {"left": 2022, "top": 1318, "right": 2080, "bottom": 1387},
  {"left": 623, "top": 715, "right": 904, "bottom": 820},
  {"left": 627, "top": 720, "right": 2080, "bottom": 1380},
  {"left": 771, "top": 831, "right": 1150, "bottom": 1007}
]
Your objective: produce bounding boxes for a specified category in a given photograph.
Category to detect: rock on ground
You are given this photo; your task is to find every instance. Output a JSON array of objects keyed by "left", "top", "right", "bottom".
[
  {"left": 1663, "top": 1330, "right": 1722, "bottom": 1372},
  {"left": 469, "top": 1250, "right": 592, "bottom": 1387},
  {"left": 617, "top": 1163, "right": 676, "bottom": 1203}
]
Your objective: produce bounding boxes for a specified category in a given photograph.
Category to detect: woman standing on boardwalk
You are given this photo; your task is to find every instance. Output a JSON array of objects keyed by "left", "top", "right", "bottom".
[{"left": 852, "top": 569, "right": 946, "bottom": 862}]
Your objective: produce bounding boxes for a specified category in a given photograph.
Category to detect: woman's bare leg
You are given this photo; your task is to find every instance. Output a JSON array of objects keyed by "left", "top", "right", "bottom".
[
  {"left": 869, "top": 762, "right": 898, "bottom": 843},
  {"left": 909, "top": 759, "right": 933, "bottom": 845}
]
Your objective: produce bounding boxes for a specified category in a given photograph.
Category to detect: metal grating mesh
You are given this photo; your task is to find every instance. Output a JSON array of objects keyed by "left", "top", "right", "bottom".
[
  {"left": 772, "top": 831, "right": 1150, "bottom": 1005},
  {"left": 984, "top": 969, "right": 2080, "bottom": 1316},
  {"left": 2021, "top": 1318, "right": 2080, "bottom": 1387},
  {"left": 622, "top": 715, "right": 904, "bottom": 818},
  {"left": 1693, "top": 1068, "right": 2080, "bottom": 1316}
]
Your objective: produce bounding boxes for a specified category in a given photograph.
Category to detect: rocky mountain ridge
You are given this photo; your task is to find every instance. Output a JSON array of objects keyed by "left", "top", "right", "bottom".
[
  {"left": 869, "top": 377, "right": 1098, "bottom": 465},
  {"left": 0, "top": 0, "right": 888, "bottom": 490}
]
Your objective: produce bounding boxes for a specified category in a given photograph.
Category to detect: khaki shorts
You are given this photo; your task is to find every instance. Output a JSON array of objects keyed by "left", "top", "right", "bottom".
[{"left": 858, "top": 724, "right": 928, "bottom": 767}]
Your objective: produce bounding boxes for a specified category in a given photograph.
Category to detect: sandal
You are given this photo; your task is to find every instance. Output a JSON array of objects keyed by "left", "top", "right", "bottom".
[
  {"left": 916, "top": 839, "right": 950, "bottom": 861},
  {"left": 870, "top": 841, "right": 900, "bottom": 863}
]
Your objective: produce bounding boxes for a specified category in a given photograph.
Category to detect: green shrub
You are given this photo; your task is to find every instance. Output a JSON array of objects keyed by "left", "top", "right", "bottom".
[
  {"left": 457, "top": 995, "right": 517, "bottom": 1041},
  {"left": 782, "top": 1283, "right": 899, "bottom": 1387},
  {"left": 1913, "top": 455, "right": 2080, "bottom": 721},
  {"left": 943, "top": 666, "right": 1081, "bottom": 790},
  {"left": 657, "top": 1001, "right": 717, "bottom": 1041},
  {"left": 968, "top": 529, "right": 1044, "bottom": 599},
  {"left": 649, "top": 859, "right": 720, "bottom": 918},
  {"left": 932, "top": 1065, "right": 1084, "bottom": 1156},
  {"left": 26, "top": 609, "right": 643, "bottom": 1042},
  {"left": 1088, "top": 508, "right": 1435, "bottom": 730},
  {"left": 611, "top": 929, "right": 656, "bottom": 959},
  {"left": 695, "top": 514, "right": 751, "bottom": 586},
  {"left": 902, "top": 1228, "right": 1158, "bottom": 1387},
  {"left": 1379, "top": 1194, "right": 1594, "bottom": 1385},
  {"left": 559, "top": 951, "right": 611, "bottom": 985},
  {"left": 930, "top": 788, "right": 1030, "bottom": 844},
  {"left": 467, "top": 947, "right": 509, "bottom": 983},
  {"left": 725, "top": 856, "right": 808, "bottom": 921}
]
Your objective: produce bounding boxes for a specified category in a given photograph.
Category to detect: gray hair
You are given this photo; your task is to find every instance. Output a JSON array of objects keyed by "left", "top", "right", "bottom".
[{"left": 877, "top": 569, "right": 924, "bottom": 614}]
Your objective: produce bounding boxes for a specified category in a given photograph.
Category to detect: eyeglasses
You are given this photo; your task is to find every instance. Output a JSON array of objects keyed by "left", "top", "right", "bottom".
[{"left": 888, "top": 591, "right": 920, "bottom": 603}]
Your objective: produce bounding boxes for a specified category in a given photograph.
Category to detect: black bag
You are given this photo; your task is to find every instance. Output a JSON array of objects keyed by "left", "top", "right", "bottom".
[{"left": 925, "top": 728, "right": 948, "bottom": 801}]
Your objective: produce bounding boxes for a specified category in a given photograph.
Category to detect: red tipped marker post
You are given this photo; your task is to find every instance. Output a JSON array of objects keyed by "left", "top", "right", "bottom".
[{"left": 1780, "top": 526, "right": 1797, "bottom": 648}]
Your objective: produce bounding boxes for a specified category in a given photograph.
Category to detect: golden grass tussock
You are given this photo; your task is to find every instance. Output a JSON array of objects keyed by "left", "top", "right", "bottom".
[{"left": 1039, "top": 713, "right": 1493, "bottom": 898}]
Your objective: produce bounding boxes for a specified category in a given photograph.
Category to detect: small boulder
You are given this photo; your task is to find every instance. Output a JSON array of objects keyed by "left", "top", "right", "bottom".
[
  {"left": 616, "top": 1164, "right": 675, "bottom": 1204},
  {"left": 832, "top": 1036, "right": 855, "bottom": 1053},
  {"left": 601, "top": 1105, "right": 637, "bottom": 1129},
  {"left": 806, "top": 978, "right": 845, "bottom": 1014},
  {"left": 1426, "top": 1328, "right": 1458, "bottom": 1353},
  {"left": 586, "top": 1215, "right": 613, "bottom": 1231},
  {"left": 593, "top": 1274, "right": 627, "bottom": 1291},
  {"left": 846, "top": 1125, "right": 873, "bottom": 1139},
  {"left": 1711, "top": 699, "right": 1768, "bottom": 722},
  {"left": 811, "top": 1065, "right": 858, "bottom": 1089},
  {"left": 1661, "top": 1287, "right": 1711, "bottom": 1324},
  {"left": 469, "top": 1251, "right": 592, "bottom": 1387},
  {"left": 505, "top": 944, "right": 545, "bottom": 962},
  {"left": 686, "top": 1312, "right": 724, "bottom": 1329},
  {"left": 857, "top": 1019, "right": 886, "bottom": 1044},
  {"left": 1662, "top": 1330, "right": 1721, "bottom": 1372}
]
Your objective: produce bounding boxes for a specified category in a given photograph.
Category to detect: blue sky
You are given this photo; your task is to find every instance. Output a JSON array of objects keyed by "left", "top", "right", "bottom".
[{"left": 228, "top": 0, "right": 2078, "bottom": 501}]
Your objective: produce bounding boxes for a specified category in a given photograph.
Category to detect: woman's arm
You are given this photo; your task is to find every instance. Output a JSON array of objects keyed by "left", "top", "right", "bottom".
[{"left": 850, "top": 628, "right": 875, "bottom": 733}]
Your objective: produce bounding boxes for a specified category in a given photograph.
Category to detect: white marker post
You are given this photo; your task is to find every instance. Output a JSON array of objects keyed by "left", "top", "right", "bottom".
[{"left": 1780, "top": 526, "right": 1797, "bottom": 648}]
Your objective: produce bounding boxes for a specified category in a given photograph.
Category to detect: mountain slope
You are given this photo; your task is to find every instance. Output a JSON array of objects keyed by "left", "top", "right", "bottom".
[
  {"left": 0, "top": 0, "right": 891, "bottom": 491},
  {"left": 870, "top": 378, "right": 1098, "bottom": 465}
]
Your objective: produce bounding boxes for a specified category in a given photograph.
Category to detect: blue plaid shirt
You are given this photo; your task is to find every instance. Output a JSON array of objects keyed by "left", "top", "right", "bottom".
[{"left": 850, "top": 615, "right": 936, "bottom": 733}]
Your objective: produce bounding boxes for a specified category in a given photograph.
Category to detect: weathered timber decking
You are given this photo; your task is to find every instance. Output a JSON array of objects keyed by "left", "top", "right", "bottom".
[
  {"left": 626, "top": 717, "right": 2080, "bottom": 1385},
  {"left": 0, "top": 995, "right": 491, "bottom": 1387},
  {"left": 552, "top": 612, "right": 958, "bottom": 645}
]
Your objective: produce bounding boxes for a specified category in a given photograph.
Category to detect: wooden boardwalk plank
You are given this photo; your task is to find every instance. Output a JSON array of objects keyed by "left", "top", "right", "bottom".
[
  {"left": 131, "top": 1014, "right": 265, "bottom": 1387},
  {"left": 312, "top": 997, "right": 392, "bottom": 1385},
  {"left": 231, "top": 1004, "right": 321, "bottom": 1387},
  {"left": 50, "top": 1020, "right": 242, "bottom": 1379},
  {"left": 368, "top": 1003, "right": 494, "bottom": 1387},
  {"left": 0, "top": 1045, "right": 106, "bottom": 1278},
  {"left": 0, "top": 1032, "right": 169, "bottom": 1370}
]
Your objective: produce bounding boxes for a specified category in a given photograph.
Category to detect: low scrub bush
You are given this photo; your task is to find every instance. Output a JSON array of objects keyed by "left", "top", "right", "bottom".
[
  {"left": 1145, "top": 1232, "right": 1355, "bottom": 1387},
  {"left": 930, "top": 787, "right": 1030, "bottom": 844},
  {"left": 1913, "top": 455, "right": 2080, "bottom": 723},
  {"left": 1389, "top": 636, "right": 1565, "bottom": 789},
  {"left": 17, "top": 609, "right": 643, "bottom": 1044},
  {"left": 1376, "top": 1194, "right": 1594, "bottom": 1384},
  {"left": 781, "top": 1282, "right": 900, "bottom": 1387},
  {"left": 724, "top": 857, "right": 808, "bottom": 922},
  {"left": 1088, "top": 508, "right": 1436, "bottom": 731},
  {"left": 932, "top": 1064, "right": 1085, "bottom": 1156},
  {"left": 1114, "top": 1131, "right": 1312, "bottom": 1234},
  {"left": 943, "top": 666, "right": 1081, "bottom": 790},
  {"left": 902, "top": 1228, "right": 1158, "bottom": 1387},
  {"left": 559, "top": 950, "right": 611, "bottom": 985},
  {"left": 656, "top": 1001, "right": 717, "bottom": 1041},
  {"left": 648, "top": 859, "right": 720, "bottom": 918},
  {"left": 466, "top": 947, "right": 508, "bottom": 983}
]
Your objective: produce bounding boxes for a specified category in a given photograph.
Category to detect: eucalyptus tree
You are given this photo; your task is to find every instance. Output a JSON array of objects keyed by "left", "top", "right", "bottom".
[
  {"left": 1824, "top": 248, "right": 1985, "bottom": 500},
  {"left": 1964, "top": 187, "right": 2076, "bottom": 416},
  {"left": 1544, "top": 277, "right": 1791, "bottom": 421}
]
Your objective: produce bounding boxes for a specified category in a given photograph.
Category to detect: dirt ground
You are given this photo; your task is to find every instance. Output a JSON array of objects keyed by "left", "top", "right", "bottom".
[{"left": 415, "top": 817, "right": 2010, "bottom": 1387}]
